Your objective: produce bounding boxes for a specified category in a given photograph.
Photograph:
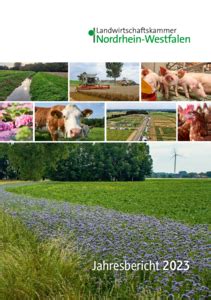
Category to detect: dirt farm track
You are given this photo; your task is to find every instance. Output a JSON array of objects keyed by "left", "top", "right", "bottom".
[{"left": 70, "top": 85, "right": 139, "bottom": 101}]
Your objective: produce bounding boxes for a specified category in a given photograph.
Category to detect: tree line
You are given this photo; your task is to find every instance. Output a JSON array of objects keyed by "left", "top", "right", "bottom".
[
  {"left": 83, "top": 118, "right": 104, "bottom": 127},
  {"left": 0, "top": 63, "right": 68, "bottom": 72},
  {"left": 0, "top": 144, "right": 152, "bottom": 181}
]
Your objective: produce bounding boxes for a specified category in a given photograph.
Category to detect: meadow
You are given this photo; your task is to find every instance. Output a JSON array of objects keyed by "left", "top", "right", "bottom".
[
  {"left": 107, "top": 128, "right": 134, "bottom": 141},
  {"left": 7, "top": 179, "right": 211, "bottom": 225},
  {"left": 0, "top": 70, "right": 34, "bottom": 100},
  {"left": 35, "top": 127, "right": 104, "bottom": 141},
  {"left": 30, "top": 72, "right": 68, "bottom": 101}
]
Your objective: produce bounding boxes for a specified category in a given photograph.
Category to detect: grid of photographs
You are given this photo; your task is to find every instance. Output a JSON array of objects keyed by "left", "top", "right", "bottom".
[{"left": 0, "top": 62, "right": 211, "bottom": 142}]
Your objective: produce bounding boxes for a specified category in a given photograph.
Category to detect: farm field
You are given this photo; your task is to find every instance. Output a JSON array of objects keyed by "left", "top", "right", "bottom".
[
  {"left": 0, "top": 70, "right": 68, "bottom": 101},
  {"left": 30, "top": 72, "right": 68, "bottom": 101},
  {"left": 107, "top": 113, "right": 145, "bottom": 141},
  {"left": 70, "top": 83, "right": 139, "bottom": 101},
  {"left": 149, "top": 112, "right": 176, "bottom": 141},
  {"left": 0, "top": 180, "right": 210, "bottom": 298},
  {"left": 35, "top": 127, "right": 104, "bottom": 141},
  {"left": 7, "top": 179, "right": 211, "bottom": 225},
  {"left": 0, "top": 70, "right": 34, "bottom": 100}
]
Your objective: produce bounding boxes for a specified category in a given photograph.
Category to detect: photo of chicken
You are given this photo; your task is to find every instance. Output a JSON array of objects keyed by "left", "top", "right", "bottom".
[{"left": 177, "top": 103, "right": 211, "bottom": 141}]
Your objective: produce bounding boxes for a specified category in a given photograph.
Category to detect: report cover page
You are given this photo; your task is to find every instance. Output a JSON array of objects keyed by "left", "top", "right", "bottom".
[{"left": 0, "top": 1, "right": 210, "bottom": 299}]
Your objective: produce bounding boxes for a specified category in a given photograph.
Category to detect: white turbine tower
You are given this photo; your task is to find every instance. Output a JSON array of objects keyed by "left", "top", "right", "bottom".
[{"left": 171, "top": 149, "right": 183, "bottom": 173}]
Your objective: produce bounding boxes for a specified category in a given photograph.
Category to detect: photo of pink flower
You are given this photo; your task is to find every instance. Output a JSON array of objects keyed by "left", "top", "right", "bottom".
[{"left": 0, "top": 102, "right": 33, "bottom": 141}]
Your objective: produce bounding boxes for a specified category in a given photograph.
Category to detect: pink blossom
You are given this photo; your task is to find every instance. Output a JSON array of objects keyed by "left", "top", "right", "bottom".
[
  {"left": 0, "top": 121, "right": 14, "bottom": 131},
  {"left": 15, "top": 115, "right": 33, "bottom": 128}
]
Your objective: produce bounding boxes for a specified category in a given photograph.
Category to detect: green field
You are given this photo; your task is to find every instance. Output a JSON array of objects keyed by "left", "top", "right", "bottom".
[
  {"left": 107, "top": 114, "right": 144, "bottom": 141},
  {"left": 31, "top": 72, "right": 68, "bottom": 101},
  {"left": 70, "top": 80, "right": 81, "bottom": 86},
  {"left": 35, "top": 127, "right": 104, "bottom": 141},
  {"left": 0, "top": 70, "right": 34, "bottom": 100},
  {"left": 149, "top": 112, "right": 176, "bottom": 141},
  {"left": 7, "top": 179, "right": 211, "bottom": 225},
  {"left": 107, "top": 129, "right": 134, "bottom": 141}
]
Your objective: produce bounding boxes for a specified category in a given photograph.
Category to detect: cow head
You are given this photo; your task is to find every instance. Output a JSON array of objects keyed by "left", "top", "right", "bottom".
[{"left": 51, "top": 105, "right": 93, "bottom": 138}]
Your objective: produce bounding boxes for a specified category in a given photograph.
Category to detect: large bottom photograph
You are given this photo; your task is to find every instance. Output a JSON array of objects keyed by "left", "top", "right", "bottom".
[{"left": 0, "top": 143, "right": 210, "bottom": 299}]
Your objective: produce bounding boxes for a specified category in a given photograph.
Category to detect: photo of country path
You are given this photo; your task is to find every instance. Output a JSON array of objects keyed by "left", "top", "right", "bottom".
[
  {"left": 0, "top": 102, "right": 33, "bottom": 141},
  {"left": 141, "top": 62, "right": 211, "bottom": 101},
  {"left": 0, "top": 63, "right": 68, "bottom": 101},
  {"left": 35, "top": 102, "right": 104, "bottom": 141},
  {"left": 0, "top": 143, "right": 210, "bottom": 299},
  {"left": 107, "top": 102, "right": 176, "bottom": 141},
  {"left": 70, "top": 62, "right": 139, "bottom": 101},
  {"left": 178, "top": 102, "right": 211, "bottom": 141}
]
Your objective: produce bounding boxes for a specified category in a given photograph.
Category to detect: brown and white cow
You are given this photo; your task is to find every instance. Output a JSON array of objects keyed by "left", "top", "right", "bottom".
[{"left": 35, "top": 104, "right": 93, "bottom": 141}]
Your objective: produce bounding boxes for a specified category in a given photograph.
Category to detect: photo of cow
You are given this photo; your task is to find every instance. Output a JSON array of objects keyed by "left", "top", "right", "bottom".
[{"left": 35, "top": 102, "right": 105, "bottom": 141}]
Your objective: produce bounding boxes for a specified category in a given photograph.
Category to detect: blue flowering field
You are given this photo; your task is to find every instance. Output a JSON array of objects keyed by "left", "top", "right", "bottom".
[{"left": 0, "top": 181, "right": 210, "bottom": 299}]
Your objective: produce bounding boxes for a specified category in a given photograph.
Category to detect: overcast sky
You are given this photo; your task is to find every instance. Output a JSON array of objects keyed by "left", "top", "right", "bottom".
[
  {"left": 107, "top": 102, "right": 176, "bottom": 110},
  {"left": 149, "top": 142, "right": 211, "bottom": 173},
  {"left": 0, "top": 62, "right": 32, "bottom": 67},
  {"left": 36, "top": 102, "right": 104, "bottom": 119},
  {"left": 69, "top": 63, "right": 139, "bottom": 82}
]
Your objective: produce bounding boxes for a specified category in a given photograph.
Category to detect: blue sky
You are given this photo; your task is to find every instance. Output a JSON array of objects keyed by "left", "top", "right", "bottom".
[
  {"left": 69, "top": 63, "right": 139, "bottom": 82},
  {"left": 35, "top": 103, "right": 104, "bottom": 119},
  {"left": 107, "top": 102, "right": 176, "bottom": 110},
  {"left": 149, "top": 143, "right": 211, "bottom": 173}
]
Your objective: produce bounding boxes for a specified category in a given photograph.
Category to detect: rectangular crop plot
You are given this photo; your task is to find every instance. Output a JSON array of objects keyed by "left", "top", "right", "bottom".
[{"left": 148, "top": 112, "right": 176, "bottom": 141}]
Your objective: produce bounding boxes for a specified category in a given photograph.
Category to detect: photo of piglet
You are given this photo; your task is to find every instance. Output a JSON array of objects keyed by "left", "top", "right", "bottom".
[
  {"left": 141, "top": 63, "right": 211, "bottom": 101},
  {"left": 177, "top": 102, "right": 211, "bottom": 141}
]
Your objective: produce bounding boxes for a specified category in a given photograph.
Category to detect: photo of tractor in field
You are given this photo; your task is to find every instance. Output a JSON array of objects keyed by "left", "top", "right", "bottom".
[{"left": 70, "top": 63, "right": 139, "bottom": 101}]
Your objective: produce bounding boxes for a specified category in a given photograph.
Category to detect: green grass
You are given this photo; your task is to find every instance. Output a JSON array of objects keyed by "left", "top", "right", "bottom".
[
  {"left": 35, "top": 127, "right": 104, "bottom": 141},
  {"left": 31, "top": 72, "right": 68, "bottom": 101},
  {"left": 0, "top": 209, "right": 158, "bottom": 299},
  {"left": 0, "top": 70, "right": 34, "bottom": 100},
  {"left": 70, "top": 80, "right": 81, "bottom": 86},
  {"left": 107, "top": 129, "right": 133, "bottom": 141},
  {"left": 7, "top": 179, "right": 211, "bottom": 225}
]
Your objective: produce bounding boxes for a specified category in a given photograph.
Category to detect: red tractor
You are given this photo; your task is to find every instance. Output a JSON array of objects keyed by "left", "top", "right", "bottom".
[{"left": 76, "top": 72, "right": 110, "bottom": 91}]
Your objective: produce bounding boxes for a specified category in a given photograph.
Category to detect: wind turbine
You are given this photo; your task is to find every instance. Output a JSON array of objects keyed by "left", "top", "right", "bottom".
[{"left": 171, "top": 149, "right": 183, "bottom": 173}]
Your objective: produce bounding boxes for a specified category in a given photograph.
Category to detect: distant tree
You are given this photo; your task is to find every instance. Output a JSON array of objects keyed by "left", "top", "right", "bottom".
[
  {"left": 0, "top": 65, "right": 9, "bottom": 70},
  {"left": 206, "top": 171, "right": 211, "bottom": 178},
  {"left": 0, "top": 156, "right": 8, "bottom": 179},
  {"left": 1, "top": 144, "right": 69, "bottom": 181},
  {"left": 13, "top": 62, "right": 22, "bottom": 70},
  {"left": 105, "top": 63, "right": 123, "bottom": 83},
  {"left": 21, "top": 63, "right": 68, "bottom": 72},
  {"left": 0, "top": 144, "right": 152, "bottom": 182},
  {"left": 48, "top": 143, "right": 152, "bottom": 181}
]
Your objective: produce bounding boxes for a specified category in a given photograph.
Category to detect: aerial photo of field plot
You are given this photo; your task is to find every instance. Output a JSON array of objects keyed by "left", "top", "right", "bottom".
[
  {"left": 70, "top": 62, "right": 139, "bottom": 101},
  {"left": 0, "top": 63, "right": 68, "bottom": 101},
  {"left": 141, "top": 62, "right": 211, "bottom": 101},
  {"left": 107, "top": 102, "right": 176, "bottom": 141},
  {"left": 35, "top": 102, "right": 105, "bottom": 141}
]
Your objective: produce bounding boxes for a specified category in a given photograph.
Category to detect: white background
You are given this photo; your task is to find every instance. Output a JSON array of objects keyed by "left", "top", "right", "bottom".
[{"left": 0, "top": 0, "right": 210, "bottom": 62}]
